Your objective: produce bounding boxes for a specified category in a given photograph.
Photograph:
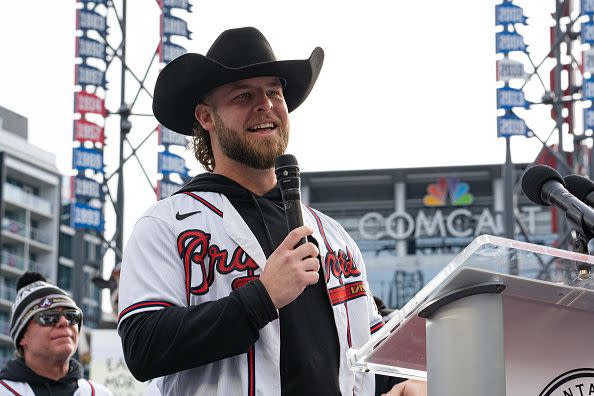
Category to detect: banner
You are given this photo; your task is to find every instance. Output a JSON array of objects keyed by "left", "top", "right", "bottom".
[
  {"left": 158, "top": 125, "right": 188, "bottom": 147},
  {"left": 76, "top": 36, "right": 107, "bottom": 60},
  {"left": 496, "top": 59, "right": 527, "bottom": 82},
  {"left": 71, "top": 175, "right": 104, "bottom": 201},
  {"left": 77, "top": 9, "right": 108, "bottom": 35},
  {"left": 160, "top": 41, "right": 187, "bottom": 64},
  {"left": 158, "top": 151, "right": 189, "bottom": 176},
  {"left": 496, "top": 31, "right": 528, "bottom": 54},
  {"left": 74, "top": 119, "right": 105, "bottom": 144},
  {"left": 90, "top": 330, "right": 148, "bottom": 396},
  {"left": 73, "top": 147, "right": 104, "bottom": 173},
  {"left": 75, "top": 91, "right": 106, "bottom": 116},
  {"left": 495, "top": 3, "right": 527, "bottom": 25},
  {"left": 157, "top": 179, "right": 182, "bottom": 200},
  {"left": 496, "top": 87, "right": 531, "bottom": 109},
  {"left": 76, "top": 64, "right": 107, "bottom": 88},
  {"left": 497, "top": 113, "right": 530, "bottom": 137},
  {"left": 162, "top": 15, "right": 191, "bottom": 38},
  {"left": 71, "top": 202, "right": 104, "bottom": 232},
  {"left": 163, "top": 0, "right": 192, "bottom": 11}
]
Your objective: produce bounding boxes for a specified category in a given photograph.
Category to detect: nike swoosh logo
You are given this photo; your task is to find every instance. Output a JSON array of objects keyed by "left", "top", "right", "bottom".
[{"left": 175, "top": 210, "right": 201, "bottom": 220}]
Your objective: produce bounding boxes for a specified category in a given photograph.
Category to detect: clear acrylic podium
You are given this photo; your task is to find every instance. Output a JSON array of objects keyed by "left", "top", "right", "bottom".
[{"left": 348, "top": 235, "right": 594, "bottom": 396}]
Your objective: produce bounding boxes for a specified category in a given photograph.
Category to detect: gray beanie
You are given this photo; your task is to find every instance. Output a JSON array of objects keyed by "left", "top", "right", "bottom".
[{"left": 9, "top": 272, "right": 82, "bottom": 350}]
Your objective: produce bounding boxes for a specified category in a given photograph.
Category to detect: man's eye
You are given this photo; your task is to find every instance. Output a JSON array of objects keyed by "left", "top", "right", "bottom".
[
  {"left": 268, "top": 90, "right": 281, "bottom": 97},
  {"left": 235, "top": 92, "right": 251, "bottom": 100}
]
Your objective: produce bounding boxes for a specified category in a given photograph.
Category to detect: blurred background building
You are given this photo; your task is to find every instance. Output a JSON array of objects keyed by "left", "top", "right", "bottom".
[{"left": 0, "top": 105, "right": 104, "bottom": 367}]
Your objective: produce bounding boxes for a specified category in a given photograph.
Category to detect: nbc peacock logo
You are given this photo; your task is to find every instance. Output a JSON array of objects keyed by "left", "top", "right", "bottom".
[{"left": 423, "top": 177, "right": 474, "bottom": 207}]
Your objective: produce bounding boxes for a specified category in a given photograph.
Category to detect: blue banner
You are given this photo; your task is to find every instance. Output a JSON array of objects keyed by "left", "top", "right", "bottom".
[
  {"left": 584, "top": 78, "right": 594, "bottom": 101},
  {"left": 585, "top": 108, "right": 594, "bottom": 131},
  {"left": 76, "top": 64, "right": 106, "bottom": 88},
  {"left": 78, "top": 0, "right": 109, "bottom": 5},
  {"left": 77, "top": 9, "right": 108, "bottom": 35},
  {"left": 158, "top": 151, "right": 189, "bottom": 176},
  {"left": 157, "top": 179, "right": 183, "bottom": 200},
  {"left": 162, "top": 15, "right": 191, "bottom": 38},
  {"left": 583, "top": 0, "right": 594, "bottom": 16},
  {"left": 496, "top": 59, "right": 526, "bottom": 82},
  {"left": 161, "top": 41, "right": 187, "bottom": 64},
  {"left": 73, "top": 147, "right": 104, "bottom": 173},
  {"left": 497, "top": 113, "right": 530, "bottom": 137},
  {"left": 159, "top": 125, "right": 188, "bottom": 147},
  {"left": 496, "top": 31, "right": 528, "bottom": 54},
  {"left": 71, "top": 202, "right": 104, "bottom": 232},
  {"left": 72, "top": 175, "right": 104, "bottom": 201},
  {"left": 495, "top": 3, "right": 527, "bottom": 25},
  {"left": 77, "top": 36, "right": 106, "bottom": 60},
  {"left": 582, "top": 21, "right": 594, "bottom": 45},
  {"left": 163, "top": 0, "right": 192, "bottom": 11},
  {"left": 497, "top": 87, "right": 530, "bottom": 109}
]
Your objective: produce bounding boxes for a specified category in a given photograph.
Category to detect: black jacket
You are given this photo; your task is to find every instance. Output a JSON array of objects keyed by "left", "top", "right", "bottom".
[{"left": 0, "top": 358, "right": 82, "bottom": 396}]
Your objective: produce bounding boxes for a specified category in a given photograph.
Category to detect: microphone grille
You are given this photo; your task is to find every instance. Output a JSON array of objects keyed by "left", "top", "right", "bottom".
[
  {"left": 565, "top": 174, "right": 594, "bottom": 202},
  {"left": 275, "top": 154, "right": 298, "bottom": 171},
  {"left": 521, "top": 165, "right": 564, "bottom": 206}
]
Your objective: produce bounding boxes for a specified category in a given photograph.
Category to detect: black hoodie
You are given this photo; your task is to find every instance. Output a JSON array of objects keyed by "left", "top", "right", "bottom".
[
  {"left": 119, "top": 174, "right": 341, "bottom": 395},
  {"left": 0, "top": 358, "right": 83, "bottom": 395}
]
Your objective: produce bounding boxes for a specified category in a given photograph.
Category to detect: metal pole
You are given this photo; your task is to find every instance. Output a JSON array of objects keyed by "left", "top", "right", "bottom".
[
  {"left": 426, "top": 292, "right": 506, "bottom": 396},
  {"left": 116, "top": 0, "right": 128, "bottom": 262},
  {"left": 504, "top": 137, "right": 514, "bottom": 240},
  {"left": 554, "top": 0, "right": 566, "bottom": 241},
  {"left": 503, "top": 136, "right": 518, "bottom": 275}
]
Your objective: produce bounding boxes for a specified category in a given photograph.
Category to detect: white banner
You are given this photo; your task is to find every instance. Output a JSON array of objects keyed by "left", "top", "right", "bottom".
[{"left": 90, "top": 329, "right": 148, "bottom": 396}]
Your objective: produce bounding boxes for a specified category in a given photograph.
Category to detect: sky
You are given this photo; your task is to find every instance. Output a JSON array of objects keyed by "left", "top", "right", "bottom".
[{"left": 0, "top": 1, "right": 569, "bottom": 277}]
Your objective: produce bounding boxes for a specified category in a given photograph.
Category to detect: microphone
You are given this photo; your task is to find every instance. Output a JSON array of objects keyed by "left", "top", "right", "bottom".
[
  {"left": 565, "top": 174, "right": 594, "bottom": 208},
  {"left": 521, "top": 165, "right": 594, "bottom": 238},
  {"left": 275, "top": 154, "right": 307, "bottom": 246}
]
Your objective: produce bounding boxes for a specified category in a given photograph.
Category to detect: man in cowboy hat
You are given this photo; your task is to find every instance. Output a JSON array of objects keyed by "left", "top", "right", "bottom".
[{"left": 118, "top": 27, "right": 426, "bottom": 396}]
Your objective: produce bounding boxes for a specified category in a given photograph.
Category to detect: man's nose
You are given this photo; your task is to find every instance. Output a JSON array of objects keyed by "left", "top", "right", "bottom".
[
  {"left": 55, "top": 314, "right": 69, "bottom": 327},
  {"left": 254, "top": 91, "right": 273, "bottom": 112}
]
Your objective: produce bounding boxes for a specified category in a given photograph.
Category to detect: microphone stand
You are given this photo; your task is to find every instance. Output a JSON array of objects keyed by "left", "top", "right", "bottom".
[{"left": 572, "top": 231, "right": 594, "bottom": 289}]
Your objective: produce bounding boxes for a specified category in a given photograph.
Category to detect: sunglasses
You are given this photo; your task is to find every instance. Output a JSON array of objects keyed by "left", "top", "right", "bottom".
[{"left": 32, "top": 309, "right": 82, "bottom": 327}]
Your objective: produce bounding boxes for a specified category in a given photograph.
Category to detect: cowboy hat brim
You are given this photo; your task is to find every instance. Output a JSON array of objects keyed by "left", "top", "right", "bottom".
[{"left": 153, "top": 47, "right": 324, "bottom": 135}]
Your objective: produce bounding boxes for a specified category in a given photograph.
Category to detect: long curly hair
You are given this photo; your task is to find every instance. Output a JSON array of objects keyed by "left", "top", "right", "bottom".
[{"left": 191, "top": 121, "right": 215, "bottom": 172}]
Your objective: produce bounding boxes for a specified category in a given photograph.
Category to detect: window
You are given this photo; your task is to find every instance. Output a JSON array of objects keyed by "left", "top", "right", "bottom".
[
  {"left": 57, "top": 265, "right": 72, "bottom": 292},
  {"left": 59, "top": 233, "right": 73, "bottom": 259}
]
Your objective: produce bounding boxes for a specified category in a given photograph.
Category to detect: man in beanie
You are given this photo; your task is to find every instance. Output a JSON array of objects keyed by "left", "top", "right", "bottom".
[
  {"left": 0, "top": 272, "right": 113, "bottom": 395},
  {"left": 118, "top": 27, "right": 425, "bottom": 396}
]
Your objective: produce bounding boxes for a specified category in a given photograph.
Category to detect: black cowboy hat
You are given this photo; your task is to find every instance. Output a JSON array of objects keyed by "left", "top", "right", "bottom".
[{"left": 153, "top": 27, "right": 325, "bottom": 135}]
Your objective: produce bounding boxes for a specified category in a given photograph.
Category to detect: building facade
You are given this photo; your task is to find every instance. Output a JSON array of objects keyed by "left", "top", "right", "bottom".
[
  {"left": 301, "top": 163, "right": 555, "bottom": 309},
  {"left": 0, "top": 106, "right": 62, "bottom": 365}
]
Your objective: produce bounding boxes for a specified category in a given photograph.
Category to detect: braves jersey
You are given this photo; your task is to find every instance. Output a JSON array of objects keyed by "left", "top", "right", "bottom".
[{"left": 118, "top": 191, "right": 384, "bottom": 396}]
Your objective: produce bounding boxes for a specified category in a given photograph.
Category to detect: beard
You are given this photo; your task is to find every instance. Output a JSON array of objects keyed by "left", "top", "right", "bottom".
[{"left": 213, "top": 111, "right": 289, "bottom": 169}]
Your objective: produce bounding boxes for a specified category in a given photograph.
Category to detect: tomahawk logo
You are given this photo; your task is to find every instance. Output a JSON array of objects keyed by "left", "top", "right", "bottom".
[
  {"left": 539, "top": 368, "right": 594, "bottom": 396},
  {"left": 38, "top": 297, "right": 53, "bottom": 308}
]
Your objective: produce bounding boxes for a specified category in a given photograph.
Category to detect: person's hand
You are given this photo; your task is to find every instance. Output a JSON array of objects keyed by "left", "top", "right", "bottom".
[
  {"left": 382, "top": 380, "right": 427, "bottom": 396},
  {"left": 259, "top": 226, "right": 320, "bottom": 309}
]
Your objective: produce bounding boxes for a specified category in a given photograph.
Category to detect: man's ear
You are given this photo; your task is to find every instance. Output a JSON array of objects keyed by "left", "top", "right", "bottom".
[{"left": 195, "top": 104, "right": 214, "bottom": 132}]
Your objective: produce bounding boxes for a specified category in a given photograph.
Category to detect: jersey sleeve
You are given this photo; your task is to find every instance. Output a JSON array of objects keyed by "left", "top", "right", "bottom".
[{"left": 118, "top": 214, "right": 186, "bottom": 324}]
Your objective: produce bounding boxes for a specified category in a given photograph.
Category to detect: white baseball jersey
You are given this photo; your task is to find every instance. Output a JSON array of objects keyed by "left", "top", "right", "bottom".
[
  {"left": 0, "top": 379, "right": 113, "bottom": 396},
  {"left": 118, "top": 191, "right": 384, "bottom": 396}
]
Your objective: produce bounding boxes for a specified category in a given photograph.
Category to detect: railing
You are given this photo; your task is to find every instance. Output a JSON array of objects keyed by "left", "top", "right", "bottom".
[
  {"left": 0, "top": 321, "right": 10, "bottom": 337},
  {"left": 0, "top": 283, "right": 16, "bottom": 302},
  {"left": 4, "top": 183, "right": 52, "bottom": 215},
  {"left": 30, "top": 227, "right": 52, "bottom": 246},
  {"left": 1, "top": 218, "right": 26, "bottom": 237},
  {"left": 0, "top": 251, "right": 26, "bottom": 271}
]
